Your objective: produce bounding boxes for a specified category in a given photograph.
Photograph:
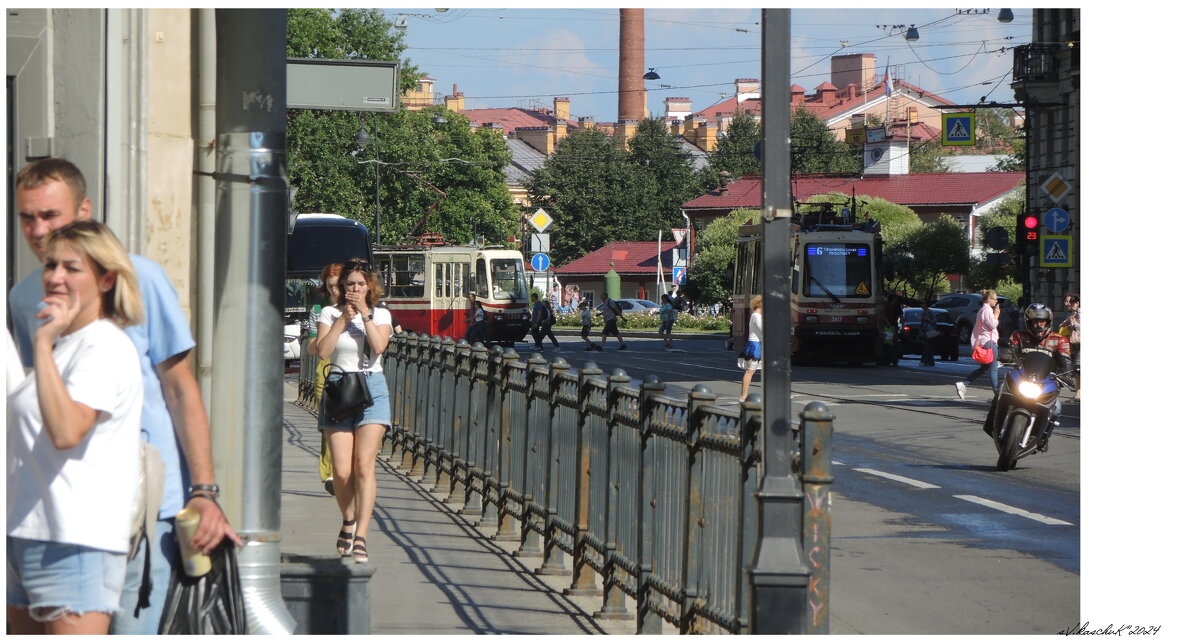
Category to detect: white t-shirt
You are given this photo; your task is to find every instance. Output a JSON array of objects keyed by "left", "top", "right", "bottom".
[
  {"left": 748, "top": 311, "right": 764, "bottom": 343},
  {"left": 318, "top": 304, "right": 392, "bottom": 373},
  {"left": 7, "top": 319, "right": 143, "bottom": 553}
]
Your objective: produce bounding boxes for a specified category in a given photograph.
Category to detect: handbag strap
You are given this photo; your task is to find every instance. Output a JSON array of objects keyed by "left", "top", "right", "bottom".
[{"left": 358, "top": 308, "right": 373, "bottom": 370}]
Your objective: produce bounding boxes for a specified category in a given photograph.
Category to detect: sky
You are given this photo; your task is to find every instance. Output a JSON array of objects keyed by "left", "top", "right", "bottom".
[{"left": 392, "top": 6, "right": 1029, "bottom": 122}]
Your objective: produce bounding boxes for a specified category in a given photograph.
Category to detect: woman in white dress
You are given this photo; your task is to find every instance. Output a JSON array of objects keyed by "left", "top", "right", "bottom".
[{"left": 739, "top": 295, "right": 764, "bottom": 402}]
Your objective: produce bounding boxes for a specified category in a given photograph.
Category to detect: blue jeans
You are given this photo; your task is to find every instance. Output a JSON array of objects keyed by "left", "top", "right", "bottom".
[
  {"left": 965, "top": 339, "right": 1000, "bottom": 394},
  {"left": 111, "top": 518, "right": 177, "bottom": 634}
]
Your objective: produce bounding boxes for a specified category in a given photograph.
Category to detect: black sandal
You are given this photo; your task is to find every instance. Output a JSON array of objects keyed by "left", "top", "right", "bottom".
[
  {"left": 336, "top": 520, "right": 356, "bottom": 556},
  {"left": 352, "top": 536, "right": 368, "bottom": 564}
]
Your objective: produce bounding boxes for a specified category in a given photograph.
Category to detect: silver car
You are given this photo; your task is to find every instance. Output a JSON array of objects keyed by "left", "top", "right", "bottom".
[{"left": 933, "top": 292, "right": 1011, "bottom": 344}]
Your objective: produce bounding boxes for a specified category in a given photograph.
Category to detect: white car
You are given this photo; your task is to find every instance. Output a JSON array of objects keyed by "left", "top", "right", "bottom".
[
  {"left": 613, "top": 298, "right": 662, "bottom": 314},
  {"left": 284, "top": 323, "right": 302, "bottom": 361}
]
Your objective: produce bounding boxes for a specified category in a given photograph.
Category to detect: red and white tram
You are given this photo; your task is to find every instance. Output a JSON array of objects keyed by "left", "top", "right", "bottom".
[{"left": 375, "top": 240, "right": 531, "bottom": 345}]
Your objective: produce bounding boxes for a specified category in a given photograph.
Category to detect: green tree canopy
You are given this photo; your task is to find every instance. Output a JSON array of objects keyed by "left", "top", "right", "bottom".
[
  {"left": 699, "top": 112, "right": 761, "bottom": 188},
  {"left": 801, "top": 193, "right": 921, "bottom": 246},
  {"left": 886, "top": 214, "right": 970, "bottom": 302},
  {"left": 628, "top": 118, "right": 705, "bottom": 235},
  {"left": 286, "top": 9, "right": 518, "bottom": 245},
  {"left": 684, "top": 208, "right": 760, "bottom": 304},
  {"left": 790, "top": 108, "right": 861, "bottom": 174}
]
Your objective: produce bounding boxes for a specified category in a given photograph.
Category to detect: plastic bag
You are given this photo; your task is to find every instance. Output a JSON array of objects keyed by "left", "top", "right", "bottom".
[{"left": 159, "top": 539, "right": 246, "bottom": 634}]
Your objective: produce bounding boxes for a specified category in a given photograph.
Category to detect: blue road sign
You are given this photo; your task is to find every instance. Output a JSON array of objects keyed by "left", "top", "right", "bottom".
[
  {"left": 531, "top": 252, "right": 550, "bottom": 272},
  {"left": 672, "top": 266, "right": 687, "bottom": 284},
  {"left": 1040, "top": 235, "right": 1072, "bottom": 267},
  {"left": 1043, "top": 207, "right": 1070, "bottom": 234}
]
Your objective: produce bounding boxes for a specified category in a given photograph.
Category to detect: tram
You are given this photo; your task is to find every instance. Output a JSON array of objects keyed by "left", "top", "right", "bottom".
[
  {"left": 375, "top": 238, "right": 531, "bottom": 345},
  {"left": 731, "top": 209, "right": 886, "bottom": 365}
]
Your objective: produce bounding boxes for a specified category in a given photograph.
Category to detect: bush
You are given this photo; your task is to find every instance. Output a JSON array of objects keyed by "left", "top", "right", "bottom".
[{"left": 554, "top": 310, "right": 731, "bottom": 333}]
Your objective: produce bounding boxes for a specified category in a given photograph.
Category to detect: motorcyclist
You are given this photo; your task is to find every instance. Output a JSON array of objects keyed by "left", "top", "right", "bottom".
[{"left": 983, "top": 303, "right": 1075, "bottom": 451}]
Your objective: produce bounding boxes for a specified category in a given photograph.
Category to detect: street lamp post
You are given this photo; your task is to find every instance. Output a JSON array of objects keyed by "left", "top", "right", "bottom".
[{"left": 356, "top": 112, "right": 382, "bottom": 246}]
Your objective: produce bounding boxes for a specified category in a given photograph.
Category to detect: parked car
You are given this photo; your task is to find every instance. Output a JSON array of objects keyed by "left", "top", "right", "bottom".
[
  {"left": 932, "top": 292, "right": 1011, "bottom": 344},
  {"left": 896, "top": 307, "right": 958, "bottom": 361},
  {"left": 613, "top": 298, "right": 661, "bottom": 314}
]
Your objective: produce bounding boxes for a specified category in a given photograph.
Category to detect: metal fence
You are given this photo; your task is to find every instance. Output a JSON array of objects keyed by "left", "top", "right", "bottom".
[{"left": 296, "top": 332, "right": 832, "bottom": 634}]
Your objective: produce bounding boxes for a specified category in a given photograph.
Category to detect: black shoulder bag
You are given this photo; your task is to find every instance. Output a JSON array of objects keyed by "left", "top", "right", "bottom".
[{"left": 321, "top": 316, "right": 374, "bottom": 423}]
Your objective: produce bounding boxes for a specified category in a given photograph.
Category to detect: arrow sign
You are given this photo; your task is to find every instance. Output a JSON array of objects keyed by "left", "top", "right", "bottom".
[
  {"left": 672, "top": 266, "right": 687, "bottom": 284},
  {"left": 1043, "top": 207, "right": 1070, "bottom": 234},
  {"left": 531, "top": 252, "right": 551, "bottom": 272}
]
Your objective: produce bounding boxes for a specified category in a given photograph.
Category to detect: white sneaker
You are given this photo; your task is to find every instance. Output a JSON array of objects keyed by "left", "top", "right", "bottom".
[{"left": 955, "top": 381, "right": 967, "bottom": 400}]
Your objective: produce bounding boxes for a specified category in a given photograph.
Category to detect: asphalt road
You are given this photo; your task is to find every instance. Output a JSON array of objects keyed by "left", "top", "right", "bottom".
[{"left": 509, "top": 333, "right": 1081, "bottom": 635}]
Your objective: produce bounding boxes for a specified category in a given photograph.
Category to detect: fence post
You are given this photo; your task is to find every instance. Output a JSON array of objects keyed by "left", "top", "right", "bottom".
[
  {"left": 679, "top": 383, "right": 717, "bottom": 633},
  {"left": 800, "top": 402, "right": 834, "bottom": 633},
  {"left": 536, "top": 357, "right": 572, "bottom": 576},
  {"left": 476, "top": 344, "right": 505, "bottom": 533},
  {"left": 448, "top": 339, "right": 473, "bottom": 507},
  {"left": 408, "top": 334, "right": 432, "bottom": 480},
  {"left": 432, "top": 337, "right": 457, "bottom": 495},
  {"left": 636, "top": 375, "right": 668, "bottom": 634},
  {"left": 493, "top": 348, "right": 523, "bottom": 542},
  {"left": 594, "top": 368, "right": 633, "bottom": 621},
  {"left": 736, "top": 393, "right": 763, "bottom": 634},
  {"left": 565, "top": 361, "right": 604, "bottom": 597},
  {"left": 460, "top": 341, "right": 490, "bottom": 519},
  {"left": 515, "top": 352, "right": 547, "bottom": 559}
]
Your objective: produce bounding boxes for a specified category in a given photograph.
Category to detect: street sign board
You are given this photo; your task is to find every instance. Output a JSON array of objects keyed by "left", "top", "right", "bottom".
[
  {"left": 529, "top": 208, "right": 553, "bottom": 233},
  {"left": 941, "top": 112, "right": 976, "bottom": 146},
  {"left": 286, "top": 59, "right": 399, "bottom": 111},
  {"left": 1040, "top": 235, "right": 1073, "bottom": 267},
  {"left": 671, "top": 228, "right": 688, "bottom": 244},
  {"left": 672, "top": 266, "right": 687, "bottom": 285},
  {"left": 846, "top": 128, "right": 866, "bottom": 145},
  {"left": 983, "top": 226, "right": 1009, "bottom": 250},
  {"left": 1042, "top": 207, "right": 1070, "bottom": 234},
  {"left": 866, "top": 127, "right": 886, "bottom": 143},
  {"left": 531, "top": 233, "right": 550, "bottom": 253},
  {"left": 1040, "top": 172, "right": 1071, "bottom": 203},
  {"left": 531, "top": 252, "right": 551, "bottom": 272}
]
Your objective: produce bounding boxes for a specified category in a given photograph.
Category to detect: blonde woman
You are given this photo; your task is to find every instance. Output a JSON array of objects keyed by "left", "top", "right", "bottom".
[
  {"left": 314, "top": 259, "right": 392, "bottom": 563},
  {"left": 955, "top": 290, "right": 1001, "bottom": 400},
  {"left": 738, "top": 295, "right": 764, "bottom": 402},
  {"left": 7, "top": 220, "right": 144, "bottom": 634}
]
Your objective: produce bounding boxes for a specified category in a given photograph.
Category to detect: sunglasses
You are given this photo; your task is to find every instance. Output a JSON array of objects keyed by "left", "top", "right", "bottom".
[{"left": 343, "top": 260, "right": 373, "bottom": 273}]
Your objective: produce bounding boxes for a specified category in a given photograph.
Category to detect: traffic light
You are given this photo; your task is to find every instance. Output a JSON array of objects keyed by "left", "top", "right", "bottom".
[{"left": 1015, "top": 214, "right": 1040, "bottom": 256}]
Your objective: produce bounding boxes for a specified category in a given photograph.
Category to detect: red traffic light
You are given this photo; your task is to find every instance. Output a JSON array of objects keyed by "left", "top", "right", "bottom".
[{"left": 1022, "top": 215, "right": 1039, "bottom": 229}]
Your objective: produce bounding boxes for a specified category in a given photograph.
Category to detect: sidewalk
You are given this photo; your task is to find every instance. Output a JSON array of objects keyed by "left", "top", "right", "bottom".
[{"left": 279, "top": 382, "right": 633, "bottom": 634}]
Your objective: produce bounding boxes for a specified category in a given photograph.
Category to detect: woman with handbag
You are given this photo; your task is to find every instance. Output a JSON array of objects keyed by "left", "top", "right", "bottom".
[
  {"left": 313, "top": 259, "right": 392, "bottom": 564},
  {"left": 738, "top": 295, "right": 764, "bottom": 402},
  {"left": 7, "top": 220, "right": 144, "bottom": 634},
  {"left": 955, "top": 290, "right": 1001, "bottom": 400}
]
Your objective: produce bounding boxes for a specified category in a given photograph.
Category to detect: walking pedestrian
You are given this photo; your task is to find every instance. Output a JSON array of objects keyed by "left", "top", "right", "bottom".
[
  {"left": 7, "top": 220, "right": 144, "bottom": 634},
  {"left": 738, "top": 295, "right": 764, "bottom": 402},
  {"left": 955, "top": 289, "right": 1002, "bottom": 399},
  {"left": 313, "top": 258, "right": 393, "bottom": 564},
  {"left": 597, "top": 292, "right": 627, "bottom": 351},
  {"left": 529, "top": 292, "right": 559, "bottom": 351},
  {"left": 919, "top": 301, "right": 937, "bottom": 367},
  {"left": 466, "top": 298, "right": 487, "bottom": 346},
  {"left": 1063, "top": 294, "right": 1081, "bottom": 401},
  {"left": 10, "top": 159, "right": 239, "bottom": 634},
  {"left": 658, "top": 293, "right": 676, "bottom": 349},
  {"left": 579, "top": 299, "right": 598, "bottom": 350},
  {"left": 308, "top": 263, "right": 342, "bottom": 496}
]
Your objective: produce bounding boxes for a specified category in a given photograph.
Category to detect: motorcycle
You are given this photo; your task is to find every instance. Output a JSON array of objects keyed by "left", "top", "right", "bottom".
[{"left": 985, "top": 349, "right": 1073, "bottom": 471}]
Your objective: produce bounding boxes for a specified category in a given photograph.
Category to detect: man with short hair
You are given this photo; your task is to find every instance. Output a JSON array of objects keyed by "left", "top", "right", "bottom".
[
  {"left": 597, "top": 292, "right": 627, "bottom": 351},
  {"left": 11, "top": 158, "right": 240, "bottom": 634}
]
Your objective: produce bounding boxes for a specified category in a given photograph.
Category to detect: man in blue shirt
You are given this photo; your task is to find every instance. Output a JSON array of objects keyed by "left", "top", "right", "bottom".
[{"left": 11, "top": 158, "right": 240, "bottom": 633}]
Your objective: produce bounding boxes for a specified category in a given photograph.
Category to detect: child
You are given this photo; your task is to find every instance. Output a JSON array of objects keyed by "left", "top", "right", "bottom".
[{"left": 580, "top": 300, "right": 598, "bottom": 350}]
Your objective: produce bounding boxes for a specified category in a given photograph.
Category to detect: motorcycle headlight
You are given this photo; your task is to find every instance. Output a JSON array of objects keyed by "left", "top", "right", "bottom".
[{"left": 1017, "top": 381, "right": 1042, "bottom": 399}]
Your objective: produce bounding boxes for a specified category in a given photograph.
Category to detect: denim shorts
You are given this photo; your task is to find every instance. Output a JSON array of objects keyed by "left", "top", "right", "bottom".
[
  {"left": 320, "top": 370, "right": 391, "bottom": 430},
  {"left": 7, "top": 537, "right": 126, "bottom": 619}
]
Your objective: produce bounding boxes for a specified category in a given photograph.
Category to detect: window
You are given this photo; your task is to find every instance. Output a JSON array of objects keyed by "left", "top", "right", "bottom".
[
  {"left": 385, "top": 254, "right": 426, "bottom": 298},
  {"left": 489, "top": 258, "right": 528, "bottom": 301},
  {"left": 801, "top": 243, "right": 872, "bottom": 298}
]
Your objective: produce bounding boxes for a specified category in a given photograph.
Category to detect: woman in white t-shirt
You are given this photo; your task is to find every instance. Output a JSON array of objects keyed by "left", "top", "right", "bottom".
[
  {"left": 738, "top": 295, "right": 764, "bottom": 402},
  {"left": 313, "top": 258, "right": 392, "bottom": 564},
  {"left": 7, "top": 220, "right": 143, "bottom": 634}
]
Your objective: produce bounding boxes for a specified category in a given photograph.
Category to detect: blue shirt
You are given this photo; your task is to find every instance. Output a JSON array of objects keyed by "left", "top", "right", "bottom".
[{"left": 10, "top": 254, "right": 195, "bottom": 520}]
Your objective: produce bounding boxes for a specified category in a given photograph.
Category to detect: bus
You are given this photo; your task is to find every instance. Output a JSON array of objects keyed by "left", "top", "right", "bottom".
[
  {"left": 285, "top": 213, "right": 373, "bottom": 327},
  {"left": 375, "top": 239, "right": 531, "bottom": 345},
  {"left": 732, "top": 212, "right": 885, "bottom": 365}
]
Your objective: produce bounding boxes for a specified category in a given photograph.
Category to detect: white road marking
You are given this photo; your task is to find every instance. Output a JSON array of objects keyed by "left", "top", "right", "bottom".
[
  {"left": 853, "top": 467, "right": 940, "bottom": 489},
  {"left": 953, "top": 494, "right": 1073, "bottom": 526}
]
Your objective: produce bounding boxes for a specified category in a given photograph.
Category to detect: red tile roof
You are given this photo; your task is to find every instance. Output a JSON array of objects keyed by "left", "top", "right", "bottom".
[
  {"left": 691, "top": 78, "right": 953, "bottom": 124},
  {"left": 682, "top": 172, "right": 1025, "bottom": 212},
  {"left": 555, "top": 240, "right": 680, "bottom": 276},
  {"left": 458, "top": 107, "right": 577, "bottom": 135}
]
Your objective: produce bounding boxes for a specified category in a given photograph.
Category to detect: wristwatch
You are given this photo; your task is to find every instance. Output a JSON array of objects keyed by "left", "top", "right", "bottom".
[{"left": 188, "top": 483, "right": 220, "bottom": 500}]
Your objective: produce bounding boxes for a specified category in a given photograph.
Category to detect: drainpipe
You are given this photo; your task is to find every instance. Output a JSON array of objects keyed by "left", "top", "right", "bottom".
[
  {"left": 212, "top": 9, "right": 294, "bottom": 634},
  {"left": 195, "top": 8, "right": 216, "bottom": 408}
]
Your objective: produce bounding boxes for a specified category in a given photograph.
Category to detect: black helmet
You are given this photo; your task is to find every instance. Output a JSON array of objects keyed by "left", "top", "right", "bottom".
[{"left": 1024, "top": 303, "right": 1053, "bottom": 338}]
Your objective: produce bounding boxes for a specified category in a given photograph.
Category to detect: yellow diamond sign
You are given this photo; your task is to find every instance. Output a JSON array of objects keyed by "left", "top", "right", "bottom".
[{"left": 529, "top": 208, "right": 553, "bottom": 232}]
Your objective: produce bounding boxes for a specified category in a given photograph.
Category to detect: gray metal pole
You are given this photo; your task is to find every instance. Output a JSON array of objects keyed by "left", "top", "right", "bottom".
[
  {"left": 212, "top": 9, "right": 295, "bottom": 635},
  {"left": 749, "top": 8, "right": 811, "bottom": 635}
]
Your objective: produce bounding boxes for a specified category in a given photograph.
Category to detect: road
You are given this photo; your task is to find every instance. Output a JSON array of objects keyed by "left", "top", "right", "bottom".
[{"left": 512, "top": 332, "right": 1081, "bottom": 635}]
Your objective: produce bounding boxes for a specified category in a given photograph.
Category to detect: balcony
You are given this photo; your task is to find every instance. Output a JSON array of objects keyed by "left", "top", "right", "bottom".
[{"left": 1012, "top": 44, "right": 1059, "bottom": 83}]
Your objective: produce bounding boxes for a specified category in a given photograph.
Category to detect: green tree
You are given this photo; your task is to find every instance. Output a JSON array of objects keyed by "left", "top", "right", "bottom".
[
  {"left": 699, "top": 111, "right": 761, "bottom": 188},
  {"left": 684, "top": 208, "right": 760, "bottom": 304},
  {"left": 888, "top": 215, "right": 970, "bottom": 302},
  {"left": 628, "top": 118, "right": 706, "bottom": 236},
  {"left": 965, "top": 187, "right": 1024, "bottom": 290},
  {"left": 790, "top": 108, "right": 860, "bottom": 174},
  {"left": 524, "top": 128, "right": 656, "bottom": 264},
  {"left": 801, "top": 193, "right": 921, "bottom": 246},
  {"left": 286, "top": 9, "right": 518, "bottom": 244},
  {"left": 909, "top": 138, "right": 953, "bottom": 173}
]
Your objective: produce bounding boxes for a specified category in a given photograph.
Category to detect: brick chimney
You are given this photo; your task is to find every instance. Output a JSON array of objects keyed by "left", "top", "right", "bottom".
[
  {"left": 814, "top": 82, "right": 838, "bottom": 104},
  {"left": 554, "top": 118, "right": 568, "bottom": 143},
  {"left": 554, "top": 97, "right": 570, "bottom": 121},
  {"left": 669, "top": 119, "right": 684, "bottom": 136},
  {"left": 618, "top": 9, "right": 645, "bottom": 122},
  {"left": 831, "top": 53, "right": 876, "bottom": 91},
  {"left": 664, "top": 97, "right": 692, "bottom": 120},
  {"left": 615, "top": 119, "right": 638, "bottom": 150},
  {"left": 578, "top": 116, "right": 595, "bottom": 130},
  {"left": 444, "top": 83, "right": 465, "bottom": 113},
  {"left": 734, "top": 78, "right": 760, "bottom": 102},
  {"left": 697, "top": 120, "right": 719, "bottom": 152},
  {"left": 515, "top": 126, "right": 554, "bottom": 155}
]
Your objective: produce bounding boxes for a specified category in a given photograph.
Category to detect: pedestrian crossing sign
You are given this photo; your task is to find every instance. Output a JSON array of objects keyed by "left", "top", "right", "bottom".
[
  {"left": 941, "top": 112, "right": 976, "bottom": 146},
  {"left": 1040, "top": 235, "right": 1073, "bottom": 267}
]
